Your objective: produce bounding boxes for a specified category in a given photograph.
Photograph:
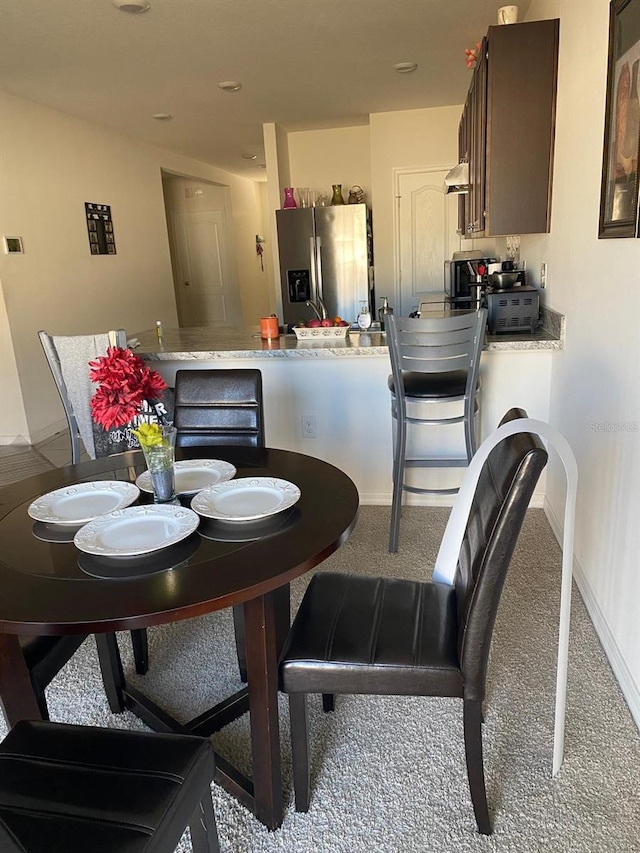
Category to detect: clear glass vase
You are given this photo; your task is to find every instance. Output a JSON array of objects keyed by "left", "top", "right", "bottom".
[{"left": 140, "top": 425, "right": 177, "bottom": 503}]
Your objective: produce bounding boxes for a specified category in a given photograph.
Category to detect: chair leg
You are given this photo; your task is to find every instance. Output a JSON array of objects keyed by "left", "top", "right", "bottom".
[
  {"left": 189, "top": 790, "right": 220, "bottom": 853},
  {"left": 34, "top": 690, "right": 50, "bottom": 721},
  {"left": 232, "top": 604, "right": 247, "bottom": 683},
  {"left": 389, "top": 410, "right": 407, "bottom": 553},
  {"left": 322, "top": 693, "right": 335, "bottom": 712},
  {"left": 463, "top": 699, "right": 492, "bottom": 835},
  {"left": 289, "top": 693, "right": 311, "bottom": 812},
  {"left": 464, "top": 394, "right": 479, "bottom": 461},
  {"left": 130, "top": 629, "right": 149, "bottom": 675}
]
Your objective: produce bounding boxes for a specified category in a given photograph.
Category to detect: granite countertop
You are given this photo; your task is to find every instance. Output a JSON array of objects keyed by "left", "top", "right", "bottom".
[{"left": 134, "top": 307, "right": 564, "bottom": 361}]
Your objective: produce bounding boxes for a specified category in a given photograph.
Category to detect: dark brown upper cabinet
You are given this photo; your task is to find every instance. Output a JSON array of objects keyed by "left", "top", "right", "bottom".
[{"left": 459, "top": 18, "right": 560, "bottom": 237}]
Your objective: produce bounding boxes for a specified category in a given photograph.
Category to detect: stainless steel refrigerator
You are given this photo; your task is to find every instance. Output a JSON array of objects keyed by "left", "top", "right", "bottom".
[{"left": 276, "top": 203, "right": 374, "bottom": 327}]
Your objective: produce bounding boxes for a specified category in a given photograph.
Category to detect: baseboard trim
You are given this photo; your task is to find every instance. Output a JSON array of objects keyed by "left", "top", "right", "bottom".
[
  {"left": 1, "top": 418, "right": 68, "bottom": 446},
  {"left": 359, "top": 491, "right": 545, "bottom": 508},
  {"left": 29, "top": 418, "right": 68, "bottom": 446},
  {"left": 544, "top": 497, "right": 640, "bottom": 733}
]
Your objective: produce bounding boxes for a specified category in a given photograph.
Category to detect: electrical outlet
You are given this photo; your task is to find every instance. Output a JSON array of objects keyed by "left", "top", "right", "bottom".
[
  {"left": 540, "top": 262, "right": 547, "bottom": 289},
  {"left": 301, "top": 414, "right": 317, "bottom": 439}
]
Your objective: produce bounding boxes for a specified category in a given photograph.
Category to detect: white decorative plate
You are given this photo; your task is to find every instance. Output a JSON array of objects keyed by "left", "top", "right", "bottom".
[
  {"left": 74, "top": 505, "right": 200, "bottom": 557},
  {"left": 28, "top": 481, "right": 140, "bottom": 526},
  {"left": 191, "top": 477, "right": 301, "bottom": 521},
  {"left": 136, "top": 459, "right": 236, "bottom": 496}
]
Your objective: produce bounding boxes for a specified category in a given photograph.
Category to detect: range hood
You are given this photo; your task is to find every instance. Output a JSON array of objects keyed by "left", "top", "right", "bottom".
[{"left": 444, "top": 160, "right": 469, "bottom": 194}]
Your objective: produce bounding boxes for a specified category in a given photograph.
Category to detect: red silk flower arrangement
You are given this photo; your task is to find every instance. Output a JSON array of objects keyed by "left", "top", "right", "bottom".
[{"left": 89, "top": 346, "right": 167, "bottom": 431}]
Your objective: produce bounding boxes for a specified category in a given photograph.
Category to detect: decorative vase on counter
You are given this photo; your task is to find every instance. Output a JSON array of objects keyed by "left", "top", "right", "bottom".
[
  {"left": 282, "top": 187, "right": 297, "bottom": 209},
  {"left": 330, "top": 184, "right": 345, "bottom": 205}
]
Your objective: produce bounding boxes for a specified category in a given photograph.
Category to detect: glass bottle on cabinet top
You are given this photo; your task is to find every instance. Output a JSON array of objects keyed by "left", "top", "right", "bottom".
[
  {"left": 331, "top": 184, "right": 345, "bottom": 205},
  {"left": 282, "top": 187, "right": 297, "bottom": 209}
]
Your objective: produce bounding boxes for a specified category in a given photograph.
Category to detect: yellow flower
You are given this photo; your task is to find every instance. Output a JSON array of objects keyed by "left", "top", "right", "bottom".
[{"left": 132, "top": 422, "right": 165, "bottom": 450}]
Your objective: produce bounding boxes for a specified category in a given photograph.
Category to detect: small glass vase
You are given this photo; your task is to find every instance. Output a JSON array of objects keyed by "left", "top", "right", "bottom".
[
  {"left": 282, "top": 187, "right": 297, "bottom": 209},
  {"left": 140, "top": 425, "right": 177, "bottom": 503},
  {"left": 331, "top": 184, "right": 345, "bottom": 205}
]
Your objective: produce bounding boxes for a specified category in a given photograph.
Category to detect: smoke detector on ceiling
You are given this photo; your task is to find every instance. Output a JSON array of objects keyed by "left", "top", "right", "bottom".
[
  {"left": 393, "top": 62, "right": 418, "bottom": 73},
  {"left": 218, "top": 81, "right": 243, "bottom": 93},
  {"left": 113, "top": 0, "right": 151, "bottom": 12}
]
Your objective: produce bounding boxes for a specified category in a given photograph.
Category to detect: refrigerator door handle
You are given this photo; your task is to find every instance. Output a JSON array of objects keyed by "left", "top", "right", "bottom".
[
  {"left": 309, "top": 236, "right": 317, "bottom": 300},
  {"left": 316, "top": 235, "right": 324, "bottom": 301}
]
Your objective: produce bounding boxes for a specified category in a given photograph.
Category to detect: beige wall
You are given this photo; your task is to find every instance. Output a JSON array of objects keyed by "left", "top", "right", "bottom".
[
  {"left": 522, "top": 0, "right": 640, "bottom": 726},
  {"left": 288, "top": 125, "right": 371, "bottom": 205},
  {"left": 0, "top": 91, "right": 263, "bottom": 443},
  {"left": 369, "top": 105, "right": 464, "bottom": 308},
  {"left": 0, "top": 284, "right": 28, "bottom": 442}
]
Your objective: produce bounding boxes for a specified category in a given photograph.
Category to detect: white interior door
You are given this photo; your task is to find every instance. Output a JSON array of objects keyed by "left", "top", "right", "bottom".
[
  {"left": 170, "top": 210, "right": 241, "bottom": 327},
  {"left": 397, "top": 169, "right": 460, "bottom": 316}
]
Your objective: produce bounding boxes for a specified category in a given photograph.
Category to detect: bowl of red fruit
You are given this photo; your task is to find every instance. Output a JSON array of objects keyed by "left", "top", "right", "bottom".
[{"left": 293, "top": 317, "right": 350, "bottom": 340}]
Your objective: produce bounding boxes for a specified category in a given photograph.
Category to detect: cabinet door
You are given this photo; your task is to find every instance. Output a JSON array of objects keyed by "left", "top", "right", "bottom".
[
  {"left": 469, "top": 38, "right": 488, "bottom": 236},
  {"left": 485, "top": 19, "right": 559, "bottom": 235}
]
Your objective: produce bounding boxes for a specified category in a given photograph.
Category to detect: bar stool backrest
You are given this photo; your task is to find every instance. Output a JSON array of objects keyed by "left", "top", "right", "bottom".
[{"left": 387, "top": 310, "right": 486, "bottom": 398}]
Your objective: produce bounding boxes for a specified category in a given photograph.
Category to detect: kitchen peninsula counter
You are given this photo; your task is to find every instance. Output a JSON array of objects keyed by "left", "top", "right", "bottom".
[
  {"left": 134, "top": 311, "right": 561, "bottom": 506},
  {"left": 134, "top": 307, "right": 563, "bottom": 361}
]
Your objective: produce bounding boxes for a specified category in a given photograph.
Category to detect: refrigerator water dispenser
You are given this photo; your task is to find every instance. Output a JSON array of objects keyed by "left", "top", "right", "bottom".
[{"left": 287, "top": 269, "right": 311, "bottom": 303}]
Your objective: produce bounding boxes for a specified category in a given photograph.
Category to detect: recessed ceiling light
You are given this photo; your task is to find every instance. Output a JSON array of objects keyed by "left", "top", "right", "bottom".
[
  {"left": 113, "top": 0, "right": 151, "bottom": 12},
  {"left": 241, "top": 153, "right": 257, "bottom": 160},
  {"left": 218, "top": 81, "right": 243, "bottom": 93},
  {"left": 393, "top": 62, "right": 418, "bottom": 73},
  {"left": 152, "top": 113, "right": 173, "bottom": 121}
]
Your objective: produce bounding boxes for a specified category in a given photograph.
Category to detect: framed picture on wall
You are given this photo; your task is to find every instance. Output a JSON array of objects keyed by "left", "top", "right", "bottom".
[{"left": 599, "top": 0, "right": 640, "bottom": 238}]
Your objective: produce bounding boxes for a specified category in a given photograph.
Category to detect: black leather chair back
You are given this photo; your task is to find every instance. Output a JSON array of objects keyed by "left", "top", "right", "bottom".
[
  {"left": 455, "top": 407, "right": 548, "bottom": 700},
  {"left": 174, "top": 369, "right": 265, "bottom": 448}
]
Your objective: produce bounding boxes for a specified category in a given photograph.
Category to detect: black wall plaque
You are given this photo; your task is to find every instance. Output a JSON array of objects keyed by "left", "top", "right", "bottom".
[{"left": 85, "top": 202, "right": 116, "bottom": 255}]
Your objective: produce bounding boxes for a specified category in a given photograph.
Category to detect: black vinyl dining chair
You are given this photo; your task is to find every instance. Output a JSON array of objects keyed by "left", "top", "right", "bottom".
[
  {"left": 0, "top": 720, "right": 219, "bottom": 852},
  {"left": 279, "top": 408, "right": 548, "bottom": 835},
  {"left": 386, "top": 310, "right": 486, "bottom": 553},
  {"left": 38, "top": 329, "right": 149, "bottom": 676},
  {"left": 174, "top": 368, "right": 266, "bottom": 682},
  {"left": 19, "top": 635, "right": 89, "bottom": 721},
  {"left": 174, "top": 368, "right": 265, "bottom": 448}
]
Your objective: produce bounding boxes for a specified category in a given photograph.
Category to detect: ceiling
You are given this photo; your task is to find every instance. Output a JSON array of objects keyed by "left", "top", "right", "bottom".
[{"left": 0, "top": 0, "right": 531, "bottom": 181}]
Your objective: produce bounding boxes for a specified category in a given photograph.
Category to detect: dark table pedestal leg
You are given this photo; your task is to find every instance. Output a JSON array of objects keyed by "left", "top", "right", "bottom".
[
  {"left": 95, "top": 633, "right": 126, "bottom": 713},
  {"left": 243, "top": 591, "right": 283, "bottom": 830},
  {"left": 0, "top": 633, "right": 42, "bottom": 727}
]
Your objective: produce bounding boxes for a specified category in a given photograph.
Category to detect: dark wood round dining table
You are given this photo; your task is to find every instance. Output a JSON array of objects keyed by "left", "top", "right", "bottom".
[{"left": 0, "top": 445, "right": 359, "bottom": 829}]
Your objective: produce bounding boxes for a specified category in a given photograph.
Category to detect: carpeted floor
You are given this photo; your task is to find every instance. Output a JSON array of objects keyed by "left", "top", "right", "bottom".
[{"left": 1, "top": 503, "right": 638, "bottom": 852}]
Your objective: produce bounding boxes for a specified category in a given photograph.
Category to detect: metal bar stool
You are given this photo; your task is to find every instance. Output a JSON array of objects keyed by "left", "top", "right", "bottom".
[{"left": 386, "top": 310, "right": 486, "bottom": 552}]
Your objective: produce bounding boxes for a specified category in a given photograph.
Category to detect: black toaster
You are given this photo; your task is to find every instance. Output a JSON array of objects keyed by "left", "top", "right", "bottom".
[{"left": 486, "top": 286, "right": 540, "bottom": 334}]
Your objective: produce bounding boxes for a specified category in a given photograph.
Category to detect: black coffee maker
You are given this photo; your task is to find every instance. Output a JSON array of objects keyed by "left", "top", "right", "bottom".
[{"left": 444, "top": 251, "right": 499, "bottom": 307}]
